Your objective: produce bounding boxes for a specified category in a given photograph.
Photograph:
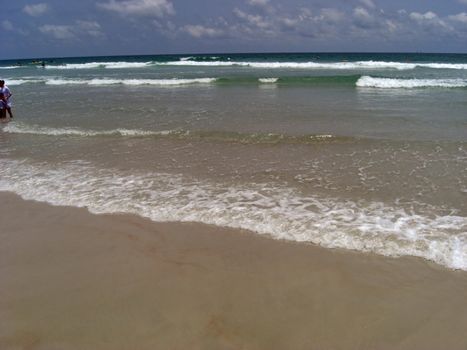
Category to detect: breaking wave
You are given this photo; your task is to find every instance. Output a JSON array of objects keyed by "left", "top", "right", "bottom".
[
  {"left": 44, "top": 61, "right": 154, "bottom": 69},
  {"left": 0, "top": 159, "right": 465, "bottom": 271},
  {"left": 6, "top": 75, "right": 467, "bottom": 90},
  {"left": 2, "top": 123, "right": 340, "bottom": 144},
  {"left": 4, "top": 59, "right": 463, "bottom": 71},
  {"left": 159, "top": 60, "right": 467, "bottom": 70},
  {"left": 3, "top": 79, "right": 38, "bottom": 86},
  {"left": 259, "top": 78, "right": 279, "bottom": 83},
  {"left": 357, "top": 76, "right": 467, "bottom": 89},
  {"left": 45, "top": 78, "right": 217, "bottom": 86}
]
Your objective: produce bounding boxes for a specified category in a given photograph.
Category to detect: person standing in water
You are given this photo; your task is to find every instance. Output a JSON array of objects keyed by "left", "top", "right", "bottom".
[
  {"left": 0, "top": 93, "right": 7, "bottom": 119},
  {"left": 0, "top": 80, "right": 13, "bottom": 119}
]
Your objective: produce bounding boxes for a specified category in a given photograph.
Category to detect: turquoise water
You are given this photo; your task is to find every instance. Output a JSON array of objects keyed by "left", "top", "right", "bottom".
[{"left": 1, "top": 52, "right": 466, "bottom": 270}]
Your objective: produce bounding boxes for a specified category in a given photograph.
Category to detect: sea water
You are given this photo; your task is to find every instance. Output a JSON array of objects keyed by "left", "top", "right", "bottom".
[{"left": 0, "top": 52, "right": 466, "bottom": 270}]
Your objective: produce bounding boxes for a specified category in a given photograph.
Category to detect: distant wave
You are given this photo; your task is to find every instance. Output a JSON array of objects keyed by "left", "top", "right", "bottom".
[
  {"left": 180, "top": 56, "right": 221, "bottom": 61},
  {"left": 4, "top": 79, "right": 38, "bottom": 86},
  {"left": 2, "top": 123, "right": 341, "bottom": 144},
  {"left": 1, "top": 77, "right": 217, "bottom": 86},
  {"left": 44, "top": 61, "right": 154, "bottom": 69},
  {"left": 2, "top": 124, "right": 165, "bottom": 137},
  {"left": 6, "top": 75, "right": 467, "bottom": 89},
  {"left": 160, "top": 60, "right": 414, "bottom": 70},
  {"left": 13, "top": 60, "right": 467, "bottom": 71},
  {"left": 2, "top": 75, "right": 360, "bottom": 86},
  {"left": 160, "top": 60, "right": 467, "bottom": 70},
  {"left": 357, "top": 76, "right": 467, "bottom": 89},
  {"left": 259, "top": 78, "right": 279, "bottom": 83},
  {"left": 45, "top": 78, "right": 217, "bottom": 86}
]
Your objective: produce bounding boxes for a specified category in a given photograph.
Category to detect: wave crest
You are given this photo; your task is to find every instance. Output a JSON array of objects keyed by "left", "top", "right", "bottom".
[
  {"left": 2, "top": 123, "right": 340, "bottom": 144},
  {"left": 357, "top": 76, "right": 467, "bottom": 89},
  {"left": 5, "top": 59, "right": 467, "bottom": 71},
  {"left": 160, "top": 60, "right": 467, "bottom": 70},
  {"left": 44, "top": 61, "right": 154, "bottom": 69},
  {"left": 45, "top": 78, "right": 217, "bottom": 86}
]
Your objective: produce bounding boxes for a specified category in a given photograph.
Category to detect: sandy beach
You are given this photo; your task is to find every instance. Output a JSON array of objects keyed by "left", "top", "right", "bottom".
[
  {"left": 3, "top": 4, "right": 467, "bottom": 349},
  {"left": 1, "top": 191, "right": 466, "bottom": 350}
]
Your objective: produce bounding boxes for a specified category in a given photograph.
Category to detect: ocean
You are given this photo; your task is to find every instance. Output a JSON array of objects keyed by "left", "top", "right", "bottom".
[{"left": 0, "top": 52, "right": 466, "bottom": 270}]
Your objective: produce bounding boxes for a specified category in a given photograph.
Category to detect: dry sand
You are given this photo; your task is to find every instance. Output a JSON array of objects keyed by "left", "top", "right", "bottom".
[{"left": 1, "top": 191, "right": 467, "bottom": 350}]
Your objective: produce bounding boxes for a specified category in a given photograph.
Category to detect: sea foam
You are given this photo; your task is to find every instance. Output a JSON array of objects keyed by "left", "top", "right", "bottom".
[
  {"left": 160, "top": 60, "right": 467, "bottom": 70},
  {"left": 357, "top": 76, "right": 467, "bottom": 88},
  {"left": 160, "top": 60, "right": 417, "bottom": 70},
  {"left": 3, "top": 79, "right": 37, "bottom": 86},
  {"left": 0, "top": 159, "right": 465, "bottom": 271},
  {"left": 44, "top": 78, "right": 216, "bottom": 86},
  {"left": 2, "top": 123, "right": 169, "bottom": 137},
  {"left": 2, "top": 123, "right": 337, "bottom": 144},
  {"left": 6, "top": 59, "right": 467, "bottom": 71},
  {"left": 44, "top": 61, "right": 154, "bottom": 69},
  {"left": 259, "top": 78, "right": 279, "bottom": 83}
]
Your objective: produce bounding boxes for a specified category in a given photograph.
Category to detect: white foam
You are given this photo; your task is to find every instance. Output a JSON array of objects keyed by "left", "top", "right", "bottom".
[
  {"left": 3, "top": 79, "right": 37, "bottom": 86},
  {"left": 161, "top": 60, "right": 411, "bottom": 70},
  {"left": 422, "top": 63, "right": 467, "bottom": 70},
  {"left": 259, "top": 78, "right": 279, "bottom": 83},
  {"left": 2, "top": 123, "right": 171, "bottom": 137},
  {"left": 120, "top": 78, "right": 216, "bottom": 85},
  {"left": 0, "top": 159, "right": 465, "bottom": 271},
  {"left": 356, "top": 76, "right": 467, "bottom": 88},
  {"left": 29, "top": 59, "right": 467, "bottom": 71},
  {"left": 44, "top": 78, "right": 216, "bottom": 86},
  {"left": 104, "top": 62, "right": 153, "bottom": 69},
  {"left": 160, "top": 60, "right": 467, "bottom": 70},
  {"left": 46, "top": 79, "right": 89, "bottom": 85},
  {"left": 44, "top": 61, "right": 153, "bottom": 70},
  {"left": 2, "top": 124, "right": 336, "bottom": 144}
]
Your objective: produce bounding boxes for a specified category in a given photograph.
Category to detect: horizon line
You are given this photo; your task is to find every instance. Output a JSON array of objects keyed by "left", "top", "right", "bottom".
[{"left": 2, "top": 50, "right": 467, "bottom": 62}]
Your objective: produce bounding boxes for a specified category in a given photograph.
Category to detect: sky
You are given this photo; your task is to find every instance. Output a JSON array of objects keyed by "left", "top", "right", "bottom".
[{"left": 1, "top": 0, "right": 467, "bottom": 59}]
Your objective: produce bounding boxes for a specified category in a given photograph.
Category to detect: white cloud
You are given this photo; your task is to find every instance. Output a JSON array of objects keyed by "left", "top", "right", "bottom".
[
  {"left": 409, "top": 11, "right": 438, "bottom": 22},
  {"left": 352, "top": 6, "right": 381, "bottom": 30},
  {"left": 76, "top": 21, "right": 104, "bottom": 37},
  {"left": 183, "top": 25, "right": 224, "bottom": 38},
  {"left": 448, "top": 12, "right": 467, "bottom": 24},
  {"left": 319, "top": 8, "right": 345, "bottom": 24},
  {"left": 39, "top": 24, "right": 75, "bottom": 39},
  {"left": 298, "top": 7, "right": 313, "bottom": 20},
  {"left": 280, "top": 17, "right": 300, "bottom": 28},
  {"left": 234, "top": 8, "right": 270, "bottom": 29},
  {"left": 354, "top": 7, "right": 372, "bottom": 21},
  {"left": 459, "top": 0, "right": 467, "bottom": 4},
  {"left": 247, "top": 0, "right": 269, "bottom": 7},
  {"left": 360, "top": 0, "right": 375, "bottom": 9},
  {"left": 409, "top": 11, "right": 453, "bottom": 33},
  {"left": 23, "top": 3, "right": 48, "bottom": 17},
  {"left": 384, "top": 19, "right": 398, "bottom": 33},
  {"left": 39, "top": 21, "right": 104, "bottom": 40},
  {"left": 2, "top": 20, "right": 14, "bottom": 31},
  {"left": 97, "top": 0, "right": 174, "bottom": 17},
  {"left": 228, "top": 6, "right": 348, "bottom": 39},
  {"left": 174, "top": 2, "right": 466, "bottom": 48}
]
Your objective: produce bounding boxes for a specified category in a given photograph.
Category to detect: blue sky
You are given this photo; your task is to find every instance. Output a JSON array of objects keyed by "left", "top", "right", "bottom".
[{"left": 2, "top": 0, "right": 467, "bottom": 59}]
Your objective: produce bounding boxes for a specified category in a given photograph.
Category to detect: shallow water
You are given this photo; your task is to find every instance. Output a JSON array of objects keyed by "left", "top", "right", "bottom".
[{"left": 1, "top": 52, "right": 466, "bottom": 269}]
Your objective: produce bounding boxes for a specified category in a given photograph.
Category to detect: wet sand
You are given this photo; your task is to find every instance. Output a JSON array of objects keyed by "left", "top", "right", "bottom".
[{"left": 1, "top": 191, "right": 467, "bottom": 350}]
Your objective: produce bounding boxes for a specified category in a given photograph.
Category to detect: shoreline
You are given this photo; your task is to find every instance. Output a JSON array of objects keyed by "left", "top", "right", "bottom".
[{"left": 1, "top": 191, "right": 467, "bottom": 349}]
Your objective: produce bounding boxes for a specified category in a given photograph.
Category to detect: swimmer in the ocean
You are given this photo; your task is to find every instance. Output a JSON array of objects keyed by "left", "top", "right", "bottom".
[{"left": 0, "top": 80, "right": 14, "bottom": 119}]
